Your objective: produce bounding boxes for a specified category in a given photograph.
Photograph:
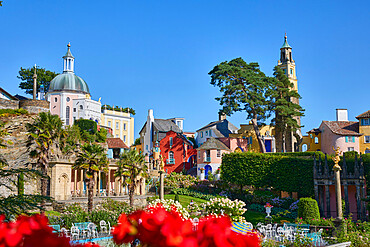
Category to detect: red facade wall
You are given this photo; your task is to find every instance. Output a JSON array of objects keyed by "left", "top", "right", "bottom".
[{"left": 158, "top": 131, "right": 197, "bottom": 173}]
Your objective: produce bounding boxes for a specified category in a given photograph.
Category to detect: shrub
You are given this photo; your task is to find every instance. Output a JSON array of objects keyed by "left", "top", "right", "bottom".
[
  {"left": 297, "top": 198, "right": 320, "bottom": 221},
  {"left": 0, "top": 108, "right": 28, "bottom": 116},
  {"left": 163, "top": 172, "right": 198, "bottom": 191},
  {"left": 171, "top": 188, "right": 217, "bottom": 200},
  {"left": 75, "top": 119, "right": 97, "bottom": 134},
  {"left": 201, "top": 197, "right": 247, "bottom": 222}
]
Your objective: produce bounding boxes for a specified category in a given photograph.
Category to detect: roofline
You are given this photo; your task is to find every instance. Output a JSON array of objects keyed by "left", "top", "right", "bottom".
[{"left": 0, "top": 87, "right": 18, "bottom": 101}]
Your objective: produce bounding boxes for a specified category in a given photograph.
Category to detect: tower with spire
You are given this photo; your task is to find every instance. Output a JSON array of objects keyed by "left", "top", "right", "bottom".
[{"left": 275, "top": 34, "right": 302, "bottom": 152}]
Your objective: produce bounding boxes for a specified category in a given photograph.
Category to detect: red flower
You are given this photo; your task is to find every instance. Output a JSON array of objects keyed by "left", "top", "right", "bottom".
[{"left": 112, "top": 213, "right": 138, "bottom": 244}]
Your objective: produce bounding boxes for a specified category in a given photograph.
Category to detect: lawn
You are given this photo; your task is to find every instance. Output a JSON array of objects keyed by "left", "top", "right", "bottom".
[
  {"left": 244, "top": 210, "right": 294, "bottom": 226},
  {"left": 164, "top": 194, "right": 207, "bottom": 208}
]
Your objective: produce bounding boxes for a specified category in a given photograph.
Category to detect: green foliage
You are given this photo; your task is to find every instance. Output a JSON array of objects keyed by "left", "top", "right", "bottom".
[
  {"left": 221, "top": 152, "right": 315, "bottom": 197},
  {"left": 101, "top": 104, "right": 136, "bottom": 115},
  {"left": 114, "top": 149, "right": 147, "bottom": 207},
  {"left": 163, "top": 172, "right": 198, "bottom": 191},
  {"left": 18, "top": 66, "right": 58, "bottom": 95},
  {"left": 134, "top": 138, "right": 141, "bottom": 146},
  {"left": 75, "top": 119, "right": 97, "bottom": 134},
  {"left": 209, "top": 58, "right": 272, "bottom": 152},
  {"left": 17, "top": 172, "right": 24, "bottom": 195},
  {"left": 171, "top": 188, "right": 217, "bottom": 200},
  {"left": 62, "top": 125, "right": 81, "bottom": 154},
  {"left": 99, "top": 198, "right": 130, "bottom": 213},
  {"left": 296, "top": 217, "right": 335, "bottom": 227},
  {"left": 201, "top": 197, "right": 247, "bottom": 222},
  {"left": 174, "top": 194, "right": 179, "bottom": 202},
  {"left": 0, "top": 108, "right": 28, "bottom": 116},
  {"left": 335, "top": 215, "right": 370, "bottom": 246},
  {"left": 297, "top": 198, "right": 320, "bottom": 221}
]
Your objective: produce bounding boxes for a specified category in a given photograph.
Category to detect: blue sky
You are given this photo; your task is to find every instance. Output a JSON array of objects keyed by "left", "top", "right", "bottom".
[{"left": 1, "top": 0, "right": 369, "bottom": 138}]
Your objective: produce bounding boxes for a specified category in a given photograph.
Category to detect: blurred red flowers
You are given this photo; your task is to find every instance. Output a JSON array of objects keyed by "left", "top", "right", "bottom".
[
  {"left": 0, "top": 214, "right": 99, "bottom": 247},
  {"left": 113, "top": 204, "right": 261, "bottom": 247}
]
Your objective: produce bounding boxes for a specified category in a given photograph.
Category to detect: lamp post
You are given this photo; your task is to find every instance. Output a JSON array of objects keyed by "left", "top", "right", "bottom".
[
  {"left": 153, "top": 141, "right": 165, "bottom": 200},
  {"left": 333, "top": 147, "right": 343, "bottom": 220}
]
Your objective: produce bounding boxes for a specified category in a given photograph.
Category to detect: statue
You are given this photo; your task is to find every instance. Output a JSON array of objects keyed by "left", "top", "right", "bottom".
[
  {"left": 159, "top": 154, "right": 165, "bottom": 171},
  {"left": 332, "top": 146, "right": 342, "bottom": 171},
  {"left": 98, "top": 97, "right": 101, "bottom": 103}
]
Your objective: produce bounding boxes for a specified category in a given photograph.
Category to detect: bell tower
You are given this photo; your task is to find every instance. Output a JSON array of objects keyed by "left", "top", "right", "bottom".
[
  {"left": 278, "top": 34, "right": 298, "bottom": 93},
  {"left": 276, "top": 34, "right": 302, "bottom": 152}
]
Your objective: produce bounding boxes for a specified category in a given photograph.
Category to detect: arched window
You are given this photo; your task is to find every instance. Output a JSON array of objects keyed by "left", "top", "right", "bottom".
[
  {"left": 169, "top": 151, "right": 174, "bottom": 160},
  {"left": 314, "top": 137, "right": 319, "bottom": 144},
  {"left": 302, "top": 144, "right": 308, "bottom": 152},
  {"left": 66, "top": 106, "right": 70, "bottom": 125},
  {"left": 80, "top": 105, "right": 83, "bottom": 110}
]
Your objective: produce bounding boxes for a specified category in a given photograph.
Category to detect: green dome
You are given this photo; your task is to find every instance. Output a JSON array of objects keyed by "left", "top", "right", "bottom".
[{"left": 49, "top": 72, "right": 90, "bottom": 94}]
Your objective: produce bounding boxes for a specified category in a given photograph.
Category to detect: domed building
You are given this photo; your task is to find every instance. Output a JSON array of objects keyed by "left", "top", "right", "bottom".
[{"left": 47, "top": 44, "right": 101, "bottom": 125}]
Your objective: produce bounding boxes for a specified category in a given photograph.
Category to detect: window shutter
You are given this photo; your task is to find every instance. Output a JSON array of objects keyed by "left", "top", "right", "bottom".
[
  {"left": 352, "top": 136, "right": 355, "bottom": 143},
  {"left": 345, "top": 136, "right": 348, "bottom": 143}
]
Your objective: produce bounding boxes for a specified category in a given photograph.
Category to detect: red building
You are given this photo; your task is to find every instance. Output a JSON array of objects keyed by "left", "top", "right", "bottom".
[{"left": 140, "top": 110, "right": 197, "bottom": 173}]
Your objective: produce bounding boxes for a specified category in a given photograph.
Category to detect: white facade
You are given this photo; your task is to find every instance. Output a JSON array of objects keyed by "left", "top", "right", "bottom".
[
  {"left": 101, "top": 109, "right": 133, "bottom": 146},
  {"left": 72, "top": 98, "right": 101, "bottom": 124},
  {"left": 196, "top": 128, "right": 218, "bottom": 147},
  {"left": 143, "top": 109, "right": 154, "bottom": 156}
]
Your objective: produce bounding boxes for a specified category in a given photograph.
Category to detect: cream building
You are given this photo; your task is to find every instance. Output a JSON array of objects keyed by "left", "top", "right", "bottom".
[{"left": 101, "top": 108, "right": 134, "bottom": 146}]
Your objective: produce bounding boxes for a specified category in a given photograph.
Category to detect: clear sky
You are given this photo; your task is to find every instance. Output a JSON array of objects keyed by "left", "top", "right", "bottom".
[{"left": 1, "top": 0, "right": 369, "bottom": 138}]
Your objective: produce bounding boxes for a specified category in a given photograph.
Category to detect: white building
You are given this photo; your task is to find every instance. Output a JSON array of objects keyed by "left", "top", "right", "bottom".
[{"left": 46, "top": 43, "right": 101, "bottom": 126}]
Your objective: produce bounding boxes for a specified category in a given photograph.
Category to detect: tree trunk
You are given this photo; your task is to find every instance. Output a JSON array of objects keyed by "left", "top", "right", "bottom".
[
  {"left": 129, "top": 184, "right": 135, "bottom": 208},
  {"left": 251, "top": 118, "right": 266, "bottom": 153},
  {"left": 40, "top": 156, "right": 48, "bottom": 212},
  {"left": 87, "top": 177, "right": 95, "bottom": 213},
  {"left": 282, "top": 131, "right": 286, "bottom": 153}
]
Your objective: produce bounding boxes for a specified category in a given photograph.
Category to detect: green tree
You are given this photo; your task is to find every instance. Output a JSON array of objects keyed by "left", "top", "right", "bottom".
[
  {"left": 62, "top": 125, "right": 81, "bottom": 154},
  {"left": 18, "top": 66, "right": 58, "bottom": 95},
  {"left": 209, "top": 58, "right": 272, "bottom": 153},
  {"left": 271, "top": 66, "right": 305, "bottom": 152},
  {"left": 114, "top": 149, "right": 147, "bottom": 207},
  {"left": 26, "top": 112, "right": 65, "bottom": 211},
  {"left": 73, "top": 143, "right": 108, "bottom": 212},
  {"left": 134, "top": 138, "right": 141, "bottom": 146}
]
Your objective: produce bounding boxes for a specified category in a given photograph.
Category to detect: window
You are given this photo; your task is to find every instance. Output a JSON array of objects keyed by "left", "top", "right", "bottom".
[
  {"left": 348, "top": 147, "right": 354, "bottom": 151},
  {"left": 314, "top": 137, "right": 319, "bottom": 144},
  {"left": 209, "top": 129, "right": 212, "bottom": 136},
  {"left": 115, "top": 134, "right": 119, "bottom": 138},
  {"left": 302, "top": 144, "right": 308, "bottom": 152},
  {"left": 66, "top": 106, "right": 70, "bottom": 125},
  {"left": 205, "top": 130, "right": 208, "bottom": 136},
  {"left": 54, "top": 97, "right": 57, "bottom": 102},
  {"left": 201, "top": 132, "right": 203, "bottom": 138},
  {"left": 365, "top": 149, "right": 370, "bottom": 154},
  {"left": 146, "top": 145, "right": 148, "bottom": 151},
  {"left": 217, "top": 150, "right": 221, "bottom": 158},
  {"left": 124, "top": 135, "right": 126, "bottom": 142},
  {"left": 116, "top": 122, "right": 119, "bottom": 129},
  {"left": 176, "top": 120, "right": 182, "bottom": 129},
  {"left": 362, "top": 119, "right": 370, "bottom": 126},
  {"left": 365, "top": 136, "right": 370, "bottom": 143},
  {"left": 73, "top": 108, "right": 76, "bottom": 112},
  {"left": 198, "top": 151, "right": 200, "bottom": 159},
  {"left": 79, "top": 105, "right": 83, "bottom": 110},
  {"left": 169, "top": 137, "right": 173, "bottom": 147},
  {"left": 108, "top": 121, "right": 111, "bottom": 127},
  {"left": 345, "top": 136, "right": 355, "bottom": 143},
  {"left": 66, "top": 97, "right": 70, "bottom": 102},
  {"left": 124, "top": 123, "right": 127, "bottom": 130},
  {"left": 290, "top": 68, "right": 293, "bottom": 75}
]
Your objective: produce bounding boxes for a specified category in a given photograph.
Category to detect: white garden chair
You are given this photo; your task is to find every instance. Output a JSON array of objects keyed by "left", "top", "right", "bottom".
[
  {"left": 88, "top": 223, "right": 98, "bottom": 238},
  {"left": 71, "top": 226, "right": 80, "bottom": 241},
  {"left": 100, "top": 220, "right": 108, "bottom": 235}
]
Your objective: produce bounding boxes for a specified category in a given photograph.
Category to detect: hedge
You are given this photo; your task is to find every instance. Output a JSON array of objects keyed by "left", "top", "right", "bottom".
[
  {"left": 298, "top": 198, "right": 320, "bottom": 220},
  {"left": 221, "top": 152, "right": 315, "bottom": 197},
  {"left": 74, "top": 119, "right": 97, "bottom": 134},
  {"left": 171, "top": 188, "right": 218, "bottom": 200}
]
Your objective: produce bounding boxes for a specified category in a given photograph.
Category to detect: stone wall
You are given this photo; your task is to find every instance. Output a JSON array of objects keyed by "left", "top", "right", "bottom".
[
  {"left": 19, "top": 100, "right": 49, "bottom": 114},
  {"left": 0, "top": 98, "right": 19, "bottom": 110}
]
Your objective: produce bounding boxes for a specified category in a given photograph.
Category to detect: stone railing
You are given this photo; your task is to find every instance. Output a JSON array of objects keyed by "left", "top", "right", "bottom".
[{"left": 0, "top": 98, "right": 19, "bottom": 109}]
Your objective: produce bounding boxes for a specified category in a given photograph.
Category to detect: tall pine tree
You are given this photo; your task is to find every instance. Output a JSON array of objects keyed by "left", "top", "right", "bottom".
[{"left": 271, "top": 66, "right": 305, "bottom": 152}]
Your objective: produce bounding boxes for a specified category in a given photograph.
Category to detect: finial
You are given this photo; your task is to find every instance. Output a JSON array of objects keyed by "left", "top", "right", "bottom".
[
  {"left": 285, "top": 32, "right": 287, "bottom": 39},
  {"left": 67, "top": 42, "right": 71, "bottom": 48}
]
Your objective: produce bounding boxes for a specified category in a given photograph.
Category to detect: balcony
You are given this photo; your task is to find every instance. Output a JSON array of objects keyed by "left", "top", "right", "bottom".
[
  {"left": 204, "top": 157, "right": 211, "bottom": 163},
  {"left": 166, "top": 159, "right": 175, "bottom": 165}
]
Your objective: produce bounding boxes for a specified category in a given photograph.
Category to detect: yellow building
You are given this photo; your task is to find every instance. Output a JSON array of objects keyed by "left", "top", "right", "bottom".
[
  {"left": 356, "top": 110, "right": 370, "bottom": 154},
  {"left": 101, "top": 109, "right": 134, "bottom": 146},
  {"left": 299, "top": 128, "right": 321, "bottom": 152},
  {"left": 229, "top": 123, "right": 276, "bottom": 153}
]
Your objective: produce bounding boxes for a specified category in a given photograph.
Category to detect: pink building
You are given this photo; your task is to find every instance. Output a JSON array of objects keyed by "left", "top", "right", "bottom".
[
  {"left": 319, "top": 109, "right": 361, "bottom": 154},
  {"left": 196, "top": 137, "right": 231, "bottom": 179}
]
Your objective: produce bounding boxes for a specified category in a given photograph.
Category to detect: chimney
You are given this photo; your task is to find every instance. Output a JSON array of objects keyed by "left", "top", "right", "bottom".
[
  {"left": 219, "top": 112, "right": 226, "bottom": 121},
  {"left": 336, "top": 109, "right": 348, "bottom": 121}
]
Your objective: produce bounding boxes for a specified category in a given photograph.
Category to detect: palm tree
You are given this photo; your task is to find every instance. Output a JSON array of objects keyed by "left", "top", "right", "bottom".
[
  {"left": 26, "top": 112, "right": 65, "bottom": 210},
  {"left": 74, "top": 143, "right": 108, "bottom": 212},
  {"left": 115, "top": 149, "right": 147, "bottom": 207}
]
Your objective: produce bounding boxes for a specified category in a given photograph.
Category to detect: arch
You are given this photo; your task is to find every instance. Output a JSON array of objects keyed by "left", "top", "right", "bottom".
[
  {"left": 314, "top": 137, "right": 319, "bottom": 144},
  {"left": 187, "top": 154, "right": 196, "bottom": 163},
  {"left": 58, "top": 173, "right": 69, "bottom": 200},
  {"left": 205, "top": 165, "right": 212, "bottom": 179},
  {"left": 234, "top": 147, "right": 243, "bottom": 152},
  {"left": 302, "top": 144, "right": 308, "bottom": 152}
]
